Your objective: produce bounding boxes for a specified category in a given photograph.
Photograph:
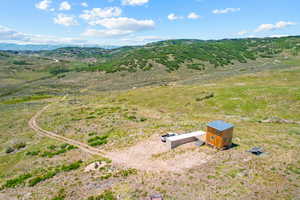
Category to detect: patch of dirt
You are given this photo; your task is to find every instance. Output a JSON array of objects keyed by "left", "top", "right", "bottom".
[
  {"left": 0, "top": 193, "right": 17, "bottom": 200},
  {"left": 84, "top": 161, "right": 107, "bottom": 172},
  {"left": 30, "top": 101, "right": 210, "bottom": 173},
  {"left": 235, "top": 82, "right": 246, "bottom": 86},
  {"left": 106, "top": 134, "right": 211, "bottom": 172},
  {"left": 259, "top": 116, "right": 300, "bottom": 125}
]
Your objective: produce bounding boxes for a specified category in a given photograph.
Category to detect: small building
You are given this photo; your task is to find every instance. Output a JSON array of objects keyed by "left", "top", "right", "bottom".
[{"left": 206, "top": 120, "right": 234, "bottom": 150}]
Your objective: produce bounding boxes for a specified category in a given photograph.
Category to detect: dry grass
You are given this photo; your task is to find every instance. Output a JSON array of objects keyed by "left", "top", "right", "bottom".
[{"left": 0, "top": 64, "right": 299, "bottom": 199}]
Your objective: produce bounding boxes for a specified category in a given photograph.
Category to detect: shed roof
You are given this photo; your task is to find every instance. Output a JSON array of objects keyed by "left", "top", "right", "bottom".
[{"left": 207, "top": 120, "right": 233, "bottom": 131}]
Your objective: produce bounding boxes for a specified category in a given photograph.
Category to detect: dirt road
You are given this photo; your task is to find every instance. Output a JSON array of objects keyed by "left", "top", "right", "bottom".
[
  {"left": 28, "top": 97, "right": 106, "bottom": 157},
  {"left": 29, "top": 97, "right": 210, "bottom": 172}
]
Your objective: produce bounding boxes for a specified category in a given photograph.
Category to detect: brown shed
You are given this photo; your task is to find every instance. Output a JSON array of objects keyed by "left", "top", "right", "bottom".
[{"left": 206, "top": 120, "right": 234, "bottom": 150}]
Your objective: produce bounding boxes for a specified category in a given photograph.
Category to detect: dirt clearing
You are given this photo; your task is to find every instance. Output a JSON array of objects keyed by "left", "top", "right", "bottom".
[{"left": 106, "top": 134, "right": 211, "bottom": 172}]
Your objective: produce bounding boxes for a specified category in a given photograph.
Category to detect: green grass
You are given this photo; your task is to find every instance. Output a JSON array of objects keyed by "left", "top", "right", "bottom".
[
  {"left": 0, "top": 51, "right": 299, "bottom": 199},
  {"left": 60, "top": 160, "right": 82, "bottom": 172},
  {"left": 40, "top": 144, "right": 77, "bottom": 158},
  {"left": 28, "top": 171, "right": 57, "bottom": 187},
  {"left": 1, "top": 157, "right": 83, "bottom": 189},
  {"left": 27, "top": 160, "right": 83, "bottom": 187},
  {"left": 87, "top": 135, "right": 109, "bottom": 147},
  {"left": 1, "top": 173, "right": 32, "bottom": 189},
  {"left": 87, "top": 190, "right": 117, "bottom": 200},
  {"left": 0, "top": 95, "right": 53, "bottom": 104}
]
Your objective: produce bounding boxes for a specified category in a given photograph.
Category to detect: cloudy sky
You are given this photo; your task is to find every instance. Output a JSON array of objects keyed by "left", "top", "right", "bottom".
[{"left": 0, "top": 0, "right": 299, "bottom": 45}]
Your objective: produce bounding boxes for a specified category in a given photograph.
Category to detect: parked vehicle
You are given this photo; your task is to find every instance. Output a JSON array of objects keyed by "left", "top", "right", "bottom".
[{"left": 160, "top": 133, "right": 178, "bottom": 142}]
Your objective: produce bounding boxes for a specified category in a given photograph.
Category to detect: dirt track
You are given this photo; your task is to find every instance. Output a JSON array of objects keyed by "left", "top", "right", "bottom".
[
  {"left": 29, "top": 97, "right": 210, "bottom": 172},
  {"left": 28, "top": 97, "right": 106, "bottom": 157}
]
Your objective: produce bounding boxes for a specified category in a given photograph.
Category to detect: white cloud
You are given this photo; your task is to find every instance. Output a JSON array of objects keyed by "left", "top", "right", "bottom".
[
  {"left": 83, "top": 17, "right": 155, "bottom": 38},
  {"left": 269, "top": 34, "right": 289, "bottom": 38},
  {"left": 82, "top": 29, "right": 133, "bottom": 37},
  {"left": 80, "top": 7, "right": 122, "bottom": 21},
  {"left": 118, "top": 36, "right": 166, "bottom": 45},
  {"left": 121, "top": 35, "right": 165, "bottom": 43},
  {"left": 81, "top": 2, "right": 88, "bottom": 7},
  {"left": 255, "top": 21, "right": 296, "bottom": 32},
  {"left": 187, "top": 12, "right": 201, "bottom": 19},
  {"left": 88, "top": 17, "right": 155, "bottom": 30},
  {"left": 122, "top": 0, "right": 149, "bottom": 6},
  {"left": 54, "top": 14, "right": 78, "bottom": 26},
  {"left": 168, "top": 13, "right": 183, "bottom": 21},
  {"left": 212, "top": 8, "right": 240, "bottom": 14},
  {"left": 35, "top": 0, "right": 52, "bottom": 10},
  {"left": 59, "top": 1, "right": 71, "bottom": 11},
  {"left": 0, "top": 25, "right": 86, "bottom": 44},
  {"left": 237, "top": 30, "right": 248, "bottom": 36}
]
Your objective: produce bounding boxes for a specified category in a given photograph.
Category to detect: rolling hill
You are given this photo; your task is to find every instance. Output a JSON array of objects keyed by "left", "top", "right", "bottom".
[
  {"left": 0, "top": 36, "right": 300, "bottom": 199},
  {"left": 34, "top": 36, "right": 300, "bottom": 73}
]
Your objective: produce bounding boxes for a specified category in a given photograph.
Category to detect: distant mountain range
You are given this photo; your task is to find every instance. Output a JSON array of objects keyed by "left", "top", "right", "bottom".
[
  {"left": 31, "top": 36, "right": 300, "bottom": 73},
  {"left": 0, "top": 43, "right": 118, "bottom": 51}
]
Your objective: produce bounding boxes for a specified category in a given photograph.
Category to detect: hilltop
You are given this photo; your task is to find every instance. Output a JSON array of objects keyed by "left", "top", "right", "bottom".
[
  {"left": 0, "top": 36, "right": 299, "bottom": 200},
  {"left": 4, "top": 36, "right": 298, "bottom": 73}
]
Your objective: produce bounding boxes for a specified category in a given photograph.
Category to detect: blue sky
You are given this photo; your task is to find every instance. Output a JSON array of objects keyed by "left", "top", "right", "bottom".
[{"left": 0, "top": 0, "right": 299, "bottom": 45}]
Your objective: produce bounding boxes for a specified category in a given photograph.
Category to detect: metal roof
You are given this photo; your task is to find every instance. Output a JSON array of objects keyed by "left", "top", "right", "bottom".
[{"left": 207, "top": 120, "right": 234, "bottom": 131}]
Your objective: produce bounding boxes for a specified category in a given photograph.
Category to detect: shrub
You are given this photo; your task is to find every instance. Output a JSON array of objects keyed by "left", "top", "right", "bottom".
[
  {"left": 66, "top": 145, "right": 76, "bottom": 150},
  {"left": 57, "top": 74, "right": 66, "bottom": 79},
  {"left": 48, "top": 145, "right": 57, "bottom": 150},
  {"left": 115, "top": 168, "right": 137, "bottom": 177},
  {"left": 49, "top": 67, "right": 70, "bottom": 75},
  {"left": 5, "top": 147, "right": 14, "bottom": 154},
  {"left": 126, "top": 115, "right": 137, "bottom": 121},
  {"left": 26, "top": 151, "right": 40, "bottom": 156},
  {"left": 14, "top": 142, "right": 26, "bottom": 150},
  {"left": 41, "top": 144, "right": 76, "bottom": 158},
  {"left": 88, "top": 135, "right": 109, "bottom": 147},
  {"left": 88, "top": 132, "right": 97, "bottom": 136},
  {"left": 41, "top": 149, "right": 67, "bottom": 158},
  {"left": 287, "top": 164, "right": 300, "bottom": 175},
  {"left": 60, "top": 144, "right": 68, "bottom": 149},
  {"left": 86, "top": 116, "right": 96, "bottom": 119},
  {"left": 100, "top": 173, "right": 113, "bottom": 180},
  {"left": 89, "top": 140, "right": 108, "bottom": 147},
  {"left": 195, "top": 92, "right": 214, "bottom": 102},
  {"left": 51, "top": 189, "right": 66, "bottom": 200},
  {"left": 61, "top": 160, "right": 82, "bottom": 172},
  {"left": 2, "top": 173, "right": 32, "bottom": 188},
  {"left": 87, "top": 190, "right": 117, "bottom": 200},
  {"left": 12, "top": 60, "right": 31, "bottom": 65},
  {"left": 2, "top": 161, "right": 83, "bottom": 189},
  {"left": 28, "top": 171, "right": 57, "bottom": 187},
  {"left": 140, "top": 117, "right": 147, "bottom": 122}
]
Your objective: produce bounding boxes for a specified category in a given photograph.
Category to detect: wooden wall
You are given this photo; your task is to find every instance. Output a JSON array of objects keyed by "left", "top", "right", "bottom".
[{"left": 206, "top": 127, "right": 233, "bottom": 149}]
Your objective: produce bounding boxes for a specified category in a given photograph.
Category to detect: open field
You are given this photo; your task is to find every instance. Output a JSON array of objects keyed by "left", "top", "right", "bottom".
[
  {"left": 0, "top": 52, "right": 299, "bottom": 199},
  {"left": 0, "top": 39, "right": 300, "bottom": 199}
]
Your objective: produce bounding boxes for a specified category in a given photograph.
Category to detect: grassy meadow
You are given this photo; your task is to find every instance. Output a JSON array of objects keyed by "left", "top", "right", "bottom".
[{"left": 0, "top": 49, "right": 299, "bottom": 199}]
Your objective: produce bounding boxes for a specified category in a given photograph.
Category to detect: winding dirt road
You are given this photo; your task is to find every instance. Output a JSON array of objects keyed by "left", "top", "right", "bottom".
[
  {"left": 28, "top": 97, "right": 106, "bottom": 157},
  {"left": 29, "top": 97, "right": 210, "bottom": 172}
]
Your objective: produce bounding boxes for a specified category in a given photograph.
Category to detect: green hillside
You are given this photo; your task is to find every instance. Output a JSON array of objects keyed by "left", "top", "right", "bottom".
[{"left": 37, "top": 36, "right": 300, "bottom": 73}]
